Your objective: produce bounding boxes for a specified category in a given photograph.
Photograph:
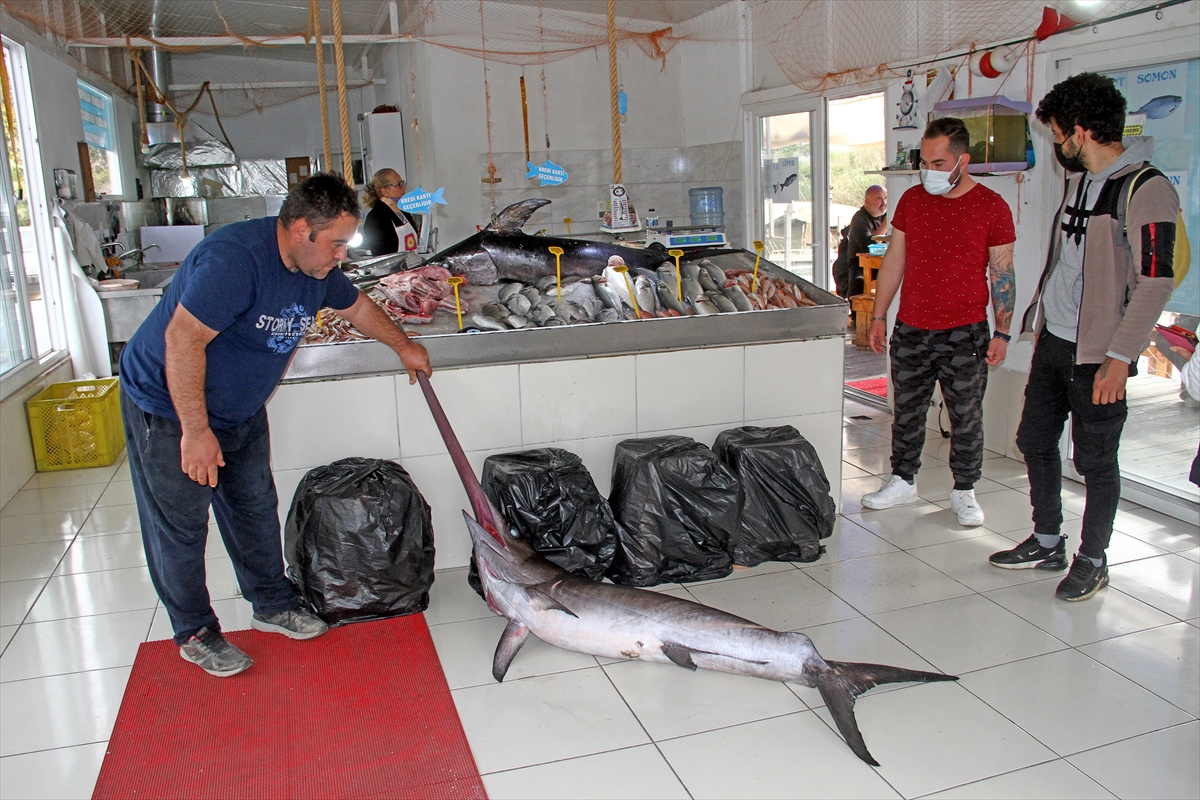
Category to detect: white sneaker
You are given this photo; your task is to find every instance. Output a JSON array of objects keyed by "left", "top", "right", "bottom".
[
  {"left": 861, "top": 475, "right": 919, "bottom": 510},
  {"left": 950, "top": 488, "right": 985, "bottom": 527}
]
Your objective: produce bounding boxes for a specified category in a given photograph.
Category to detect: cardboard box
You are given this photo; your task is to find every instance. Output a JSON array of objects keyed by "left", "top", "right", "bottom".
[{"left": 286, "top": 157, "right": 313, "bottom": 190}]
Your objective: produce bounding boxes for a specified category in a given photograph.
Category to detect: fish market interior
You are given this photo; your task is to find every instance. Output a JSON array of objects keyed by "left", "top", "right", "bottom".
[{"left": 0, "top": 0, "right": 1197, "bottom": 797}]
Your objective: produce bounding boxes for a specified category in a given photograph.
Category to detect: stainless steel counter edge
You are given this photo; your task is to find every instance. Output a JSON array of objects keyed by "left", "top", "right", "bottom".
[{"left": 283, "top": 302, "right": 847, "bottom": 383}]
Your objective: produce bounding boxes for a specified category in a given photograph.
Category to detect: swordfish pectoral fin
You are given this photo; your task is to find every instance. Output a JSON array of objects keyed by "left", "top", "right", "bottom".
[
  {"left": 492, "top": 619, "right": 531, "bottom": 682},
  {"left": 813, "top": 660, "right": 959, "bottom": 767}
]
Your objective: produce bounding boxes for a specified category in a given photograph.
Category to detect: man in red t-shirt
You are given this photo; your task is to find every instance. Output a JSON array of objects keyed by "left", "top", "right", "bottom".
[{"left": 861, "top": 118, "right": 1016, "bottom": 527}]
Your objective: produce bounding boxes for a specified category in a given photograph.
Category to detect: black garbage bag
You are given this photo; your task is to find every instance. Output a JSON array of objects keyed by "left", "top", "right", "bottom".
[
  {"left": 466, "top": 448, "right": 619, "bottom": 597},
  {"left": 284, "top": 457, "right": 435, "bottom": 625},
  {"left": 607, "top": 436, "right": 741, "bottom": 586},
  {"left": 713, "top": 426, "right": 835, "bottom": 566}
]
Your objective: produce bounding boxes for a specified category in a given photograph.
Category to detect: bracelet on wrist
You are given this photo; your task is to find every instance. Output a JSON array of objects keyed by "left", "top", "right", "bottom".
[
  {"left": 992, "top": 331, "right": 1011, "bottom": 342},
  {"left": 870, "top": 316, "right": 886, "bottom": 322}
]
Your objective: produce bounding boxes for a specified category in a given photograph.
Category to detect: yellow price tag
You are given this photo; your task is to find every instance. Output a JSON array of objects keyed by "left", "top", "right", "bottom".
[
  {"left": 548, "top": 246, "right": 565, "bottom": 301},
  {"left": 751, "top": 241, "right": 765, "bottom": 293},
  {"left": 611, "top": 263, "right": 640, "bottom": 319},
  {"left": 447, "top": 276, "right": 466, "bottom": 331},
  {"left": 668, "top": 249, "right": 685, "bottom": 303},
  {"left": 563, "top": 218, "right": 573, "bottom": 237}
]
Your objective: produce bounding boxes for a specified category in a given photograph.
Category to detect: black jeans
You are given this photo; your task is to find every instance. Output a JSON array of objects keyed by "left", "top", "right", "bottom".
[
  {"left": 1016, "top": 331, "right": 1128, "bottom": 560},
  {"left": 122, "top": 390, "right": 299, "bottom": 644}
]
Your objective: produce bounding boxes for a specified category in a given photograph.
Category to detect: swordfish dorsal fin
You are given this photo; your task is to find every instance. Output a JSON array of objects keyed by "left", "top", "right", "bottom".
[
  {"left": 662, "top": 642, "right": 769, "bottom": 671},
  {"left": 525, "top": 584, "right": 578, "bottom": 617},
  {"left": 486, "top": 198, "right": 551, "bottom": 232}
]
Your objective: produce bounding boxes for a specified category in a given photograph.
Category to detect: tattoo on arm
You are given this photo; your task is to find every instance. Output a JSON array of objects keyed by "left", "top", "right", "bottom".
[{"left": 988, "top": 243, "right": 1016, "bottom": 334}]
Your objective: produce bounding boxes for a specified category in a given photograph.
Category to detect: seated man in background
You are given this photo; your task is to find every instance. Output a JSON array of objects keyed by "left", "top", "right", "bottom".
[{"left": 833, "top": 184, "right": 888, "bottom": 298}]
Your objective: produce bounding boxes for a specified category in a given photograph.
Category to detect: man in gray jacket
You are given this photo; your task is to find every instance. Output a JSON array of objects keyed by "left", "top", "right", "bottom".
[{"left": 989, "top": 72, "right": 1178, "bottom": 600}]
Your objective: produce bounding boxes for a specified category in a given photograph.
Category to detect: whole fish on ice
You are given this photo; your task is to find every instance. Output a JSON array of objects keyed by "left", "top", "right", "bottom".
[{"left": 411, "top": 374, "right": 958, "bottom": 768}]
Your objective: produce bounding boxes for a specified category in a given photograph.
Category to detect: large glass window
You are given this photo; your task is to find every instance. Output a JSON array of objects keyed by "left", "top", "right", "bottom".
[
  {"left": 77, "top": 79, "right": 122, "bottom": 196},
  {"left": 1, "top": 113, "right": 34, "bottom": 376}
]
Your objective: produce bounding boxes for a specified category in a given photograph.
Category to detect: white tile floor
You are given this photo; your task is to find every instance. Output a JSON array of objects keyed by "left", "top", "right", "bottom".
[{"left": 1, "top": 397, "right": 1197, "bottom": 799}]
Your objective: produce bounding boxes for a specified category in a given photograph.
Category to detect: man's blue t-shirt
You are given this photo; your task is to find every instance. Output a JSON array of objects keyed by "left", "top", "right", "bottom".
[{"left": 120, "top": 216, "right": 359, "bottom": 428}]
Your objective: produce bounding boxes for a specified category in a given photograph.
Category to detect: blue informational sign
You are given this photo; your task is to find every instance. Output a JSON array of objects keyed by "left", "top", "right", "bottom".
[
  {"left": 398, "top": 186, "right": 447, "bottom": 214},
  {"left": 525, "top": 159, "right": 568, "bottom": 187},
  {"left": 77, "top": 80, "right": 112, "bottom": 151}
]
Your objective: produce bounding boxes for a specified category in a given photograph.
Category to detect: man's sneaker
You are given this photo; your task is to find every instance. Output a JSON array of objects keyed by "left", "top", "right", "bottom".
[
  {"left": 950, "top": 488, "right": 985, "bottom": 527},
  {"left": 251, "top": 607, "right": 329, "bottom": 640},
  {"left": 179, "top": 627, "right": 253, "bottom": 677},
  {"left": 861, "top": 474, "right": 920, "bottom": 510},
  {"left": 989, "top": 535, "right": 1068, "bottom": 570},
  {"left": 1056, "top": 554, "right": 1109, "bottom": 601}
]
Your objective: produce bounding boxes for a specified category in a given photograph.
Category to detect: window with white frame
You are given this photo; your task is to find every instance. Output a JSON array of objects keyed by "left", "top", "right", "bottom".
[{"left": 77, "top": 79, "right": 122, "bottom": 196}]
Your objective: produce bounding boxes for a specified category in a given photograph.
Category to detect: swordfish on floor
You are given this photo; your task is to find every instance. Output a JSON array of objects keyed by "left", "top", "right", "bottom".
[{"left": 414, "top": 373, "right": 957, "bottom": 767}]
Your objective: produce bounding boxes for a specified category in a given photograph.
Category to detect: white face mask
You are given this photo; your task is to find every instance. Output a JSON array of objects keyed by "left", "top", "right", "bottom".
[{"left": 920, "top": 155, "right": 964, "bottom": 196}]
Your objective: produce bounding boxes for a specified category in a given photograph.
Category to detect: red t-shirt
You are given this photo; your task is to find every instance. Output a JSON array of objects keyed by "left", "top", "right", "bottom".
[{"left": 891, "top": 182, "right": 1016, "bottom": 330}]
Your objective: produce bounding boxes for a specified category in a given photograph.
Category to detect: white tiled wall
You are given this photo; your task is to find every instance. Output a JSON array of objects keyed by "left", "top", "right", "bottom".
[{"left": 271, "top": 338, "right": 844, "bottom": 569}]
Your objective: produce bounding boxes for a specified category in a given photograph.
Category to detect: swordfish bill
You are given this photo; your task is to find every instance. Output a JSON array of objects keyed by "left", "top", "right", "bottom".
[{"left": 414, "top": 373, "right": 958, "bottom": 766}]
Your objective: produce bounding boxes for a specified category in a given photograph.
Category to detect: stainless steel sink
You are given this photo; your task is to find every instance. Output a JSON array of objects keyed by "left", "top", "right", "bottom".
[{"left": 97, "top": 267, "right": 179, "bottom": 342}]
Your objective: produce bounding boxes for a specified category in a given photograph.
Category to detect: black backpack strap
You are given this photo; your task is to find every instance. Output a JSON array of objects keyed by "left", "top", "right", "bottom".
[{"left": 1116, "top": 166, "right": 1163, "bottom": 247}]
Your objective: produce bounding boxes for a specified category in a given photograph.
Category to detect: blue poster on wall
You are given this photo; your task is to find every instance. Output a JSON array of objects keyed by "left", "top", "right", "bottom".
[
  {"left": 77, "top": 81, "right": 112, "bottom": 151},
  {"left": 398, "top": 186, "right": 447, "bottom": 214},
  {"left": 1105, "top": 59, "right": 1198, "bottom": 316}
]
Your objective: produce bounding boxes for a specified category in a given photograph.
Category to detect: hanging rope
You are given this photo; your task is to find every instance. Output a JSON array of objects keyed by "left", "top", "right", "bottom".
[
  {"left": 519, "top": 71, "right": 530, "bottom": 165},
  {"left": 480, "top": 0, "right": 497, "bottom": 209},
  {"left": 309, "top": 0, "right": 332, "bottom": 173},
  {"left": 130, "top": 50, "right": 148, "bottom": 151},
  {"left": 330, "top": 0, "right": 353, "bottom": 182},
  {"left": 408, "top": 40, "right": 422, "bottom": 183},
  {"left": 606, "top": 0, "right": 622, "bottom": 184},
  {"left": 540, "top": 0, "right": 550, "bottom": 156}
]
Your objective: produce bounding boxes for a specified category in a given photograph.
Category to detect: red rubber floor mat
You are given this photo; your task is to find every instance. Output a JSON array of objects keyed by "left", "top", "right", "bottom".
[
  {"left": 93, "top": 615, "right": 487, "bottom": 800},
  {"left": 846, "top": 377, "right": 888, "bottom": 398}
]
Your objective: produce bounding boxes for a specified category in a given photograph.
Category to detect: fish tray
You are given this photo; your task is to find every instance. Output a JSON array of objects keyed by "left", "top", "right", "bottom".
[{"left": 285, "top": 250, "right": 847, "bottom": 382}]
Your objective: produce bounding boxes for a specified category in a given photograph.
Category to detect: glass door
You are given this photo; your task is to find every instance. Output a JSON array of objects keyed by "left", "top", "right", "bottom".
[{"left": 753, "top": 101, "right": 825, "bottom": 286}]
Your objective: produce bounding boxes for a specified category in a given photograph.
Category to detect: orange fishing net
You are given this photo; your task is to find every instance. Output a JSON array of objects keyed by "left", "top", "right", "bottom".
[{"left": 0, "top": 0, "right": 1164, "bottom": 117}]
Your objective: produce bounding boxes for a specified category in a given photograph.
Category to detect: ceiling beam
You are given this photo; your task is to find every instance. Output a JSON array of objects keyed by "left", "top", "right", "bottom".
[{"left": 67, "top": 34, "right": 411, "bottom": 48}]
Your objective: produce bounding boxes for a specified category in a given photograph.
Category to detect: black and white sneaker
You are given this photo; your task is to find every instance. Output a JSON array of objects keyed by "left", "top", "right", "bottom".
[
  {"left": 989, "top": 535, "right": 1068, "bottom": 571},
  {"left": 1056, "top": 554, "right": 1109, "bottom": 601},
  {"left": 179, "top": 627, "right": 253, "bottom": 677}
]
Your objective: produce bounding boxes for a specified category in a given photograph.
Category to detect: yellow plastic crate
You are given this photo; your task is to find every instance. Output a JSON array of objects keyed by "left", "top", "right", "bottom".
[{"left": 26, "top": 378, "right": 125, "bottom": 471}]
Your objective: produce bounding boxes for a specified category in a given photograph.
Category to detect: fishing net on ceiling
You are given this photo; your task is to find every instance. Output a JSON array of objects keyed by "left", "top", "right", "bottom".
[{"left": 0, "top": 0, "right": 1165, "bottom": 117}]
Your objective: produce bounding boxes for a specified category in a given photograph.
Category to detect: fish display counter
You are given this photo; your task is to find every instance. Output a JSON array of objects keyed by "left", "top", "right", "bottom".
[
  {"left": 268, "top": 212, "right": 849, "bottom": 572},
  {"left": 284, "top": 249, "right": 846, "bottom": 379}
]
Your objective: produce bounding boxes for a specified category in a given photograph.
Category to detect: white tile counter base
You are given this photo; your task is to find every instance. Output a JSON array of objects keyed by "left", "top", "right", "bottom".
[{"left": 267, "top": 338, "right": 844, "bottom": 570}]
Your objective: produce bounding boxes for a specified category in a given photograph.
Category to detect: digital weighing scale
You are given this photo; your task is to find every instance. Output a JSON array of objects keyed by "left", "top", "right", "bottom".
[{"left": 644, "top": 225, "right": 728, "bottom": 249}]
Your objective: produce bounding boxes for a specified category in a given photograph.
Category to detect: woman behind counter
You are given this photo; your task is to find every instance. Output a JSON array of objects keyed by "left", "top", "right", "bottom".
[{"left": 361, "top": 168, "right": 421, "bottom": 255}]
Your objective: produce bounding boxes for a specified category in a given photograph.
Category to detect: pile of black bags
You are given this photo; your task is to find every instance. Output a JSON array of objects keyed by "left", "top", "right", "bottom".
[
  {"left": 607, "top": 436, "right": 740, "bottom": 586},
  {"left": 714, "top": 426, "right": 835, "bottom": 565},
  {"left": 285, "top": 457, "right": 435, "bottom": 624},
  {"left": 467, "top": 448, "right": 620, "bottom": 595},
  {"left": 476, "top": 426, "right": 834, "bottom": 589}
]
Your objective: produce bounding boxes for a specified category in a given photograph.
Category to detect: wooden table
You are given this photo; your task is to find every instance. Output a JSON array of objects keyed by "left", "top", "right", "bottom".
[{"left": 851, "top": 254, "right": 884, "bottom": 348}]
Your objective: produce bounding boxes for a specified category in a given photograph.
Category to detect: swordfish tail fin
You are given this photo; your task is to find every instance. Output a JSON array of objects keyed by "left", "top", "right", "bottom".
[
  {"left": 415, "top": 372, "right": 502, "bottom": 541},
  {"left": 815, "top": 660, "right": 959, "bottom": 767}
]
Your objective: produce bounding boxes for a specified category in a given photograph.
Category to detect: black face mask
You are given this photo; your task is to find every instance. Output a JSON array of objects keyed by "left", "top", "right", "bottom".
[{"left": 1054, "top": 139, "right": 1086, "bottom": 173}]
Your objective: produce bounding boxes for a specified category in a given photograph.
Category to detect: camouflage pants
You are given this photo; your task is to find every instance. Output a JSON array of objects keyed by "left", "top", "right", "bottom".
[{"left": 889, "top": 320, "right": 991, "bottom": 485}]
